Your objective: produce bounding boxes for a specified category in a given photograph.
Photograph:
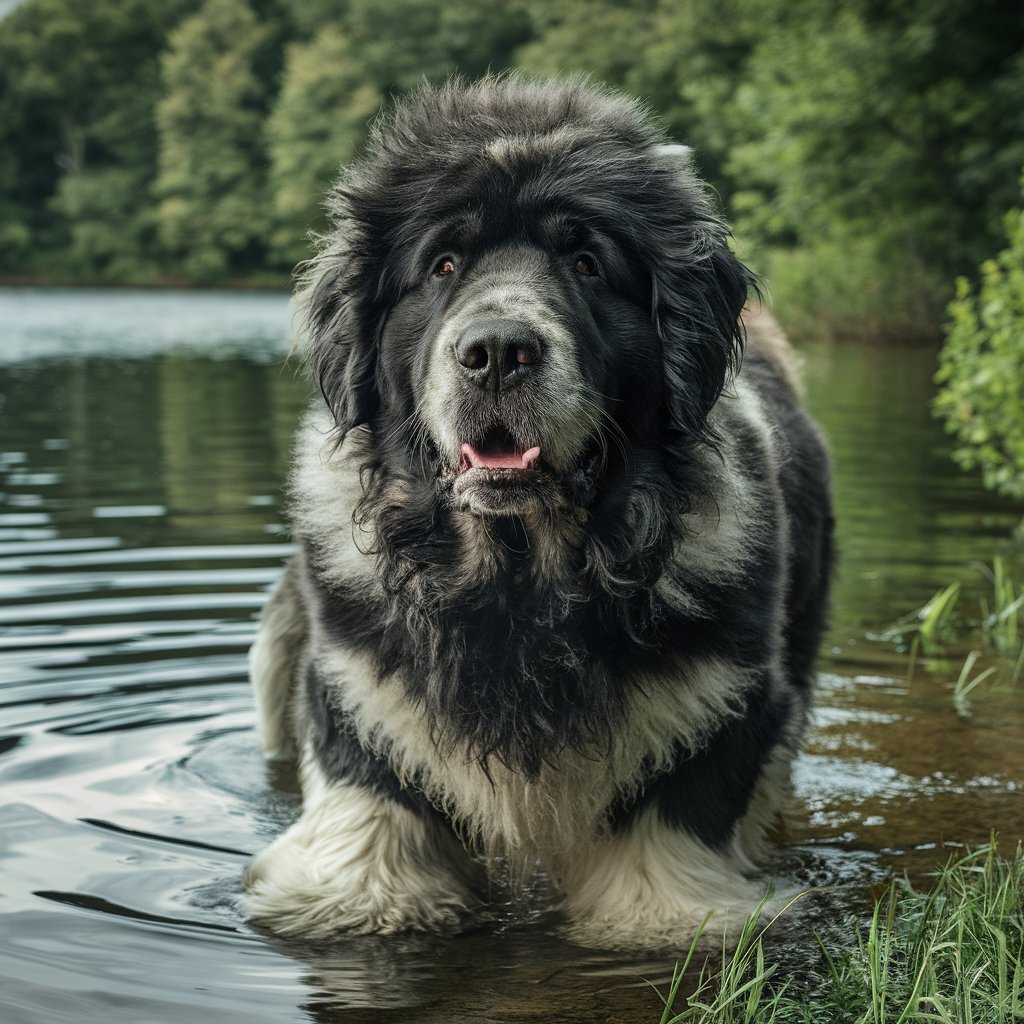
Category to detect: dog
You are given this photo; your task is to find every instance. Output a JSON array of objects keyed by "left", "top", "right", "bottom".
[{"left": 242, "top": 76, "right": 834, "bottom": 950}]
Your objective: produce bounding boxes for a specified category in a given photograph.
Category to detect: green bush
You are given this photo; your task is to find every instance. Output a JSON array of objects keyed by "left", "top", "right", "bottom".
[
  {"left": 935, "top": 172, "right": 1024, "bottom": 500},
  {"left": 752, "top": 236, "right": 947, "bottom": 344}
]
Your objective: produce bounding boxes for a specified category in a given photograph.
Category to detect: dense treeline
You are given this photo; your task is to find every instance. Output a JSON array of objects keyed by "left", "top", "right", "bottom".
[{"left": 1, "top": 0, "right": 1022, "bottom": 339}]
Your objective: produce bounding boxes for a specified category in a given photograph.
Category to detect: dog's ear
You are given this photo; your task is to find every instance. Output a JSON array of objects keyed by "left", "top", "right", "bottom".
[
  {"left": 294, "top": 243, "right": 379, "bottom": 437},
  {"left": 649, "top": 145, "right": 755, "bottom": 441}
]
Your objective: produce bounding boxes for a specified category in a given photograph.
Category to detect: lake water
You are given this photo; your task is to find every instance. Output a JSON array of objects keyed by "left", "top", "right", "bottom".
[{"left": 1, "top": 288, "right": 1023, "bottom": 1023}]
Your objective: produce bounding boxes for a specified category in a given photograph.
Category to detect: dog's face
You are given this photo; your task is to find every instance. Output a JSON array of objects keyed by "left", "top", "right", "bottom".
[
  {"left": 380, "top": 204, "right": 659, "bottom": 517},
  {"left": 302, "top": 79, "right": 753, "bottom": 519}
]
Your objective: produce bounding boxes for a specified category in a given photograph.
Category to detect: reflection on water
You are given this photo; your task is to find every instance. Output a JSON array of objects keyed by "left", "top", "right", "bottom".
[{"left": 1, "top": 289, "right": 1023, "bottom": 1023}]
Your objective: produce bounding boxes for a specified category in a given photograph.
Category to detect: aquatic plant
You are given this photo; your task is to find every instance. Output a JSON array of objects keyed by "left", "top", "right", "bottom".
[
  {"left": 895, "top": 559, "right": 1024, "bottom": 688},
  {"left": 935, "top": 173, "right": 1024, "bottom": 502},
  {"left": 906, "top": 581, "right": 962, "bottom": 656},
  {"left": 978, "top": 557, "right": 1024, "bottom": 659},
  {"left": 951, "top": 650, "right": 998, "bottom": 718},
  {"left": 655, "top": 841, "right": 1024, "bottom": 1023}
]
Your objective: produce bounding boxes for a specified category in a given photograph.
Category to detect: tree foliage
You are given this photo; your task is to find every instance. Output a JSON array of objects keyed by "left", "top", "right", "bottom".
[
  {"left": 341, "top": 0, "right": 532, "bottom": 94},
  {"left": 0, "top": 0, "right": 198, "bottom": 275},
  {"left": 266, "top": 26, "right": 380, "bottom": 269},
  {"left": 0, "top": 0, "right": 1022, "bottom": 330},
  {"left": 154, "top": 0, "right": 273, "bottom": 279},
  {"left": 721, "top": 0, "right": 1024, "bottom": 338},
  {"left": 935, "top": 174, "right": 1024, "bottom": 500}
]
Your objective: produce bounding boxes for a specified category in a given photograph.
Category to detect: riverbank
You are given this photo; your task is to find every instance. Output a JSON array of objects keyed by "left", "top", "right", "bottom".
[
  {"left": 0, "top": 272, "right": 291, "bottom": 291},
  {"left": 656, "top": 841, "right": 1024, "bottom": 1022},
  {"left": 0, "top": 272, "right": 948, "bottom": 347}
]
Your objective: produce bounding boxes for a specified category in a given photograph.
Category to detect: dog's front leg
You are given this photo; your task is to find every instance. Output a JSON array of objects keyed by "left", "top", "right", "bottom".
[
  {"left": 243, "top": 760, "right": 483, "bottom": 939},
  {"left": 559, "top": 808, "right": 768, "bottom": 950}
]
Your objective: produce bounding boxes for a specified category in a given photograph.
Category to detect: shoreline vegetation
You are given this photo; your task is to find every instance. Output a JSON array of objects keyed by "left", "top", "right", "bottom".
[
  {"left": 891, "top": 557, "right": 1024, "bottom": 698},
  {"left": 651, "top": 565, "right": 1024, "bottom": 1022},
  {"left": 2, "top": 0, "right": 1023, "bottom": 344},
  {"left": 654, "top": 841, "right": 1024, "bottom": 1023},
  {"left": 0, "top": 273, "right": 292, "bottom": 291}
]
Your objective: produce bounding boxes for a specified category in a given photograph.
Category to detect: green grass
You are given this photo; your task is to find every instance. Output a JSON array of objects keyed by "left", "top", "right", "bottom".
[
  {"left": 892, "top": 560, "right": 1024, "bottom": 696},
  {"left": 653, "top": 893, "right": 798, "bottom": 1024},
  {"left": 654, "top": 842, "right": 1024, "bottom": 1023},
  {"left": 979, "top": 558, "right": 1024, "bottom": 661},
  {"left": 907, "top": 582, "right": 963, "bottom": 657},
  {"left": 952, "top": 650, "right": 999, "bottom": 718}
]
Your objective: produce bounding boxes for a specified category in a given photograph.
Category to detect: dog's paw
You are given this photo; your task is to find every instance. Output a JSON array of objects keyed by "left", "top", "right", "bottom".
[
  {"left": 242, "top": 786, "right": 482, "bottom": 939},
  {"left": 558, "top": 811, "right": 771, "bottom": 951},
  {"left": 243, "top": 855, "right": 474, "bottom": 939},
  {"left": 563, "top": 897, "right": 759, "bottom": 952}
]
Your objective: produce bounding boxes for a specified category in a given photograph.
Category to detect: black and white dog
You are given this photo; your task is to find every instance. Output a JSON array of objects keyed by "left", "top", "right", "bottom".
[{"left": 243, "top": 76, "right": 833, "bottom": 950}]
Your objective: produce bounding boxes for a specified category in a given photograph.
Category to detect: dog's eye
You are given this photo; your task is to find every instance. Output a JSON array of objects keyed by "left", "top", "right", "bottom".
[
  {"left": 575, "top": 254, "right": 598, "bottom": 277},
  {"left": 434, "top": 257, "right": 456, "bottom": 278}
]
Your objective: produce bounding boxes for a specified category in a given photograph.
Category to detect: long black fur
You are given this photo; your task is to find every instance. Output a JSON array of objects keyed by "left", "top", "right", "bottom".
[{"left": 292, "top": 75, "right": 833, "bottom": 839}]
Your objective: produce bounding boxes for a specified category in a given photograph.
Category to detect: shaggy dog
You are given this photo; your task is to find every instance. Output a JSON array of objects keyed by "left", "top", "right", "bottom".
[{"left": 243, "top": 76, "right": 834, "bottom": 950}]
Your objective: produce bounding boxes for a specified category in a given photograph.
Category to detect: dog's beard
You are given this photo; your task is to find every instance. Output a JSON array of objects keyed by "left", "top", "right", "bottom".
[
  {"left": 356, "top": 448, "right": 678, "bottom": 777},
  {"left": 405, "top": 591, "right": 621, "bottom": 779},
  {"left": 347, "top": 387, "right": 683, "bottom": 775},
  {"left": 366, "top": 518, "right": 621, "bottom": 775}
]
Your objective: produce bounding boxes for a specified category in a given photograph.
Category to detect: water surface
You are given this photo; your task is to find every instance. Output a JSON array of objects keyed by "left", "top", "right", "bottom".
[{"left": 2, "top": 289, "right": 1023, "bottom": 1023}]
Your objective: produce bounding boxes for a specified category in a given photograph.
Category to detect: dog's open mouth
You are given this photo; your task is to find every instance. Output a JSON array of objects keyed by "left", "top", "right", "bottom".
[
  {"left": 448, "top": 424, "right": 601, "bottom": 516},
  {"left": 450, "top": 425, "right": 559, "bottom": 516},
  {"left": 459, "top": 442, "right": 542, "bottom": 473},
  {"left": 458, "top": 427, "right": 542, "bottom": 475}
]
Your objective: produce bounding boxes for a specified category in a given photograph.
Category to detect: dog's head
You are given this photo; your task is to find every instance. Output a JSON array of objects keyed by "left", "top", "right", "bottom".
[{"left": 300, "top": 76, "right": 753, "bottom": 519}]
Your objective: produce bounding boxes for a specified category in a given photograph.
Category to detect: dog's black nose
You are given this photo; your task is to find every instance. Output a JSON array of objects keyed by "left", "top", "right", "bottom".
[{"left": 454, "top": 319, "right": 542, "bottom": 392}]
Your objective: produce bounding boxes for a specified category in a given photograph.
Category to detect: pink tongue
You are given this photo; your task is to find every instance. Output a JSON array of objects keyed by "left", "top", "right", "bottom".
[{"left": 461, "top": 443, "right": 541, "bottom": 471}]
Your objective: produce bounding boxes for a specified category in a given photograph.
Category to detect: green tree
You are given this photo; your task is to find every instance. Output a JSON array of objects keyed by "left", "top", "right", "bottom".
[
  {"left": 516, "top": 0, "right": 747, "bottom": 187},
  {"left": 52, "top": 168, "right": 157, "bottom": 279},
  {"left": 935, "top": 173, "right": 1024, "bottom": 501},
  {"left": 266, "top": 25, "right": 380, "bottom": 269},
  {"left": 344, "top": 0, "right": 532, "bottom": 93},
  {"left": 278, "top": 0, "right": 349, "bottom": 38},
  {"left": 718, "top": 0, "right": 1024, "bottom": 338},
  {"left": 510, "top": 0, "right": 660, "bottom": 94},
  {"left": 517, "top": 0, "right": 678, "bottom": 140},
  {"left": 264, "top": 0, "right": 532, "bottom": 268},
  {"left": 0, "top": 0, "right": 196, "bottom": 276},
  {"left": 153, "top": 0, "right": 273, "bottom": 280},
  {"left": 521, "top": 0, "right": 1024, "bottom": 341}
]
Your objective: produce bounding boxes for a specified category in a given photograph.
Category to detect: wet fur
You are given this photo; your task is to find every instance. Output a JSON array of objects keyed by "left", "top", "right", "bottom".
[{"left": 244, "top": 76, "right": 834, "bottom": 949}]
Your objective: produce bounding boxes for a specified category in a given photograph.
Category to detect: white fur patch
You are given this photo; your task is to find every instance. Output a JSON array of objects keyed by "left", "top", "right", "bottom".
[
  {"left": 654, "top": 376, "right": 787, "bottom": 645},
  {"left": 559, "top": 807, "right": 770, "bottom": 949},
  {"left": 315, "top": 642, "right": 756, "bottom": 867},
  {"left": 243, "top": 745, "right": 483, "bottom": 938},
  {"left": 485, "top": 128, "right": 580, "bottom": 166},
  {"left": 679, "top": 378, "right": 781, "bottom": 580},
  {"left": 287, "top": 416, "right": 377, "bottom": 589}
]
